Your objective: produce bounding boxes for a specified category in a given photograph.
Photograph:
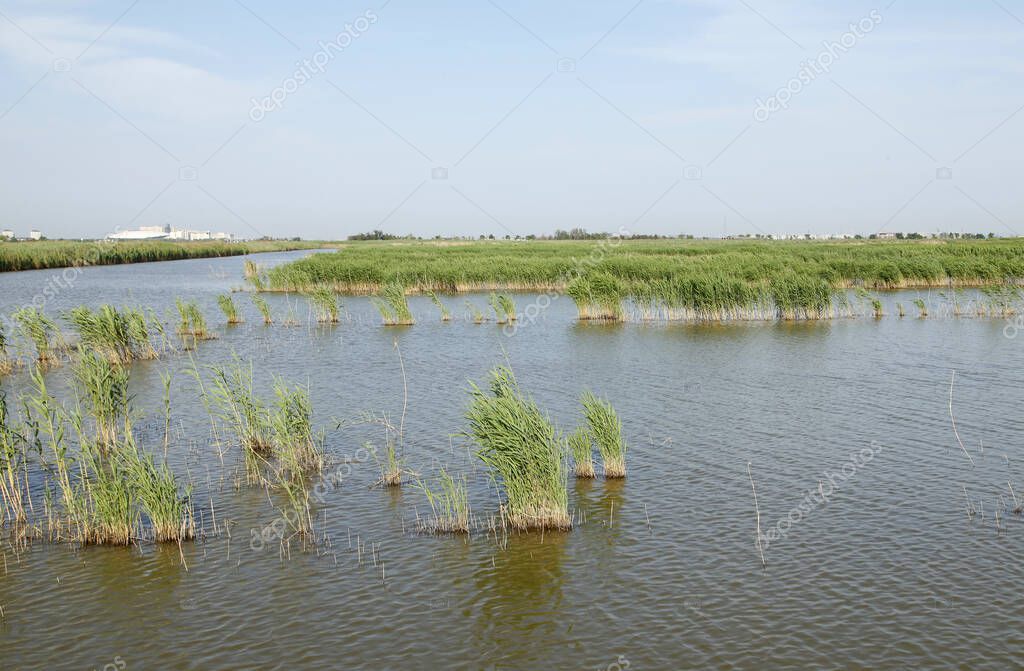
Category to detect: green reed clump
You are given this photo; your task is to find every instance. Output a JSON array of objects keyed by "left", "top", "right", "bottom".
[
  {"left": 26, "top": 366, "right": 83, "bottom": 538},
  {"left": 270, "top": 379, "right": 324, "bottom": 475},
  {"left": 498, "top": 294, "right": 517, "bottom": 322},
  {"left": 913, "top": 298, "right": 928, "bottom": 317},
  {"left": 0, "top": 393, "right": 28, "bottom": 525},
  {"left": 426, "top": 290, "right": 451, "bottom": 321},
  {"left": 76, "top": 432, "right": 138, "bottom": 545},
  {"left": 252, "top": 294, "right": 273, "bottom": 324},
  {"left": 217, "top": 294, "right": 242, "bottom": 324},
  {"left": 373, "top": 283, "right": 415, "bottom": 325},
  {"left": 580, "top": 391, "right": 626, "bottom": 478},
  {"left": 72, "top": 351, "right": 130, "bottom": 446},
  {"left": 871, "top": 298, "right": 883, "bottom": 319},
  {"left": 488, "top": 293, "right": 516, "bottom": 324},
  {"left": 416, "top": 467, "right": 471, "bottom": 533},
  {"left": 769, "top": 274, "right": 833, "bottom": 320},
  {"left": 305, "top": 286, "right": 339, "bottom": 323},
  {"left": 175, "top": 299, "right": 210, "bottom": 339},
  {"left": 567, "top": 273, "right": 624, "bottom": 321},
  {"left": 12, "top": 307, "right": 64, "bottom": 364},
  {"left": 126, "top": 308, "right": 160, "bottom": 359},
  {"left": 67, "top": 305, "right": 159, "bottom": 363},
  {"left": 201, "top": 359, "right": 274, "bottom": 467},
  {"left": 466, "top": 366, "right": 570, "bottom": 530},
  {"left": 121, "top": 432, "right": 195, "bottom": 542},
  {"left": 244, "top": 259, "right": 261, "bottom": 280},
  {"left": 567, "top": 426, "right": 595, "bottom": 479},
  {"left": 466, "top": 300, "right": 485, "bottom": 324},
  {"left": 0, "top": 321, "right": 16, "bottom": 375}
]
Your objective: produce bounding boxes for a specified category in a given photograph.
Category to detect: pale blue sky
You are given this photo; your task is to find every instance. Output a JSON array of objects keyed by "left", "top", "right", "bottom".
[{"left": 0, "top": 0, "right": 1022, "bottom": 239}]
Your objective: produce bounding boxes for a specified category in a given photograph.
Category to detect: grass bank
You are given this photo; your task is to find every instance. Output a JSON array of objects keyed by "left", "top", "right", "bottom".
[{"left": 0, "top": 239, "right": 331, "bottom": 273}]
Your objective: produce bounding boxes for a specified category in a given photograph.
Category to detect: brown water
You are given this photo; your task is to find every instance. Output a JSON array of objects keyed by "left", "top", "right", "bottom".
[{"left": 1, "top": 252, "right": 1023, "bottom": 670}]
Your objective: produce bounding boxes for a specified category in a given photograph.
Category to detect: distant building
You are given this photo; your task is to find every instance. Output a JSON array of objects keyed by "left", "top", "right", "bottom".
[
  {"left": 29, "top": 229, "right": 42, "bottom": 240},
  {"left": 108, "top": 225, "right": 234, "bottom": 241},
  {"left": 108, "top": 225, "right": 171, "bottom": 240},
  {"left": 877, "top": 232, "right": 897, "bottom": 240},
  {"left": 1, "top": 229, "right": 13, "bottom": 240}
]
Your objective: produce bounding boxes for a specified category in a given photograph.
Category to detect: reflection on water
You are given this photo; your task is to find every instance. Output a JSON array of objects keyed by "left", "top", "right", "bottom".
[{"left": 0, "top": 253, "right": 1023, "bottom": 669}]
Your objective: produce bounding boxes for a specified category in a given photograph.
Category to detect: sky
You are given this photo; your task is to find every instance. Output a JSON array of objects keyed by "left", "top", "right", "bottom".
[{"left": 0, "top": 0, "right": 1022, "bottom": 240}]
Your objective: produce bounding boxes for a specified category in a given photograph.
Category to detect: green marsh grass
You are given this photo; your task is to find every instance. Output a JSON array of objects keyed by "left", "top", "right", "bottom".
[
  {"left": 266, "top": 239, "right": 1024, "bottom": 323},
  {"left": 200, "top": 358, "right": 274, "bottom": 472},
  {"left": 217, "top": 294, "right": 243, "bottom": 324},
  {"left": 466, "top": 366, "right": 570, "bottom": 530},
  {"left": 465, "top": 300, "right": 485, "bottom": 324},
  {"left": 416, "top": 467, "right": 470, "bottom": 533},
  {"left": 0, "top": 239, "right": 319, "bottom": 273},
  {"left": 0, "top": 321, "right": 16, "bottom": 375},
  {"left": 913, "top": 298, "right": 928, "bottom": 317},
  {"left": 567, "top": 274, "right": 624, "bottom": 321},
  {"left": 252, "top": 294, "right": 273, "bottom": 324},
  {"left": 270, "top": 379, "right": 325, "bottom": 475},
  {"left": 175, "top": 299, "right": 211, "bottom": 340},
  {"left": 373, "top": 283, "right": 415, "bottom": 325},
  {"left": 567, "top": 426, "right": 595, "bottom": 479},
  {"left": 72, "top": 351, "right": 130, "bottom": 446},
  {"left": 67, "top": 305, "right": 159, "bottom": 363},
  {"left": 122, "top": 430, "right": 195, "bottom": 543},
  {"left": 0, "top": 393, "right": 28, "bottom": 526},
  {"left": 305, "top": 286, "right": 340, "bottom": 323},
  {"left": 244, "top": 259, "right": 261, "bottom": 280},
  {"left": 498, "top": 294, "right": 516, "bottom": 322},
  {"left": 12, "top": 307, "right": 64, "bottom": 365},
  {"left": 581, "top": 391, "right": 626, "bottom": 478},
  {"left": 488, "top": 292, "right": 516, "bottom": 324},
  {"left": 426, "top": 290, "right": 451, "bottom": 321}
]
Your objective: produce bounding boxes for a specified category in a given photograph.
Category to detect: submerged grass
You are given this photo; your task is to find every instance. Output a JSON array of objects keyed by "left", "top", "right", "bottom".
[
  {"left": 581, "top": 391, "right": 626, "bottom": 478},
  {"left": 466, "top": 366, "right": 569, "bottom": 530}
]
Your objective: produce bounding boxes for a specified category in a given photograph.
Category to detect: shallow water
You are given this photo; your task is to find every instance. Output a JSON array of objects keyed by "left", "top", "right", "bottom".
[{"left": 1, "top": 252, "right": 1023, "bottom": 670}]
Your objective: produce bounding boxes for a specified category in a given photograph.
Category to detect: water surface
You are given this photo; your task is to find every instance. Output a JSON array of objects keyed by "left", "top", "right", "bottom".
[{"left": 1, "top": 252, "right": 1022, "bottom": 670}]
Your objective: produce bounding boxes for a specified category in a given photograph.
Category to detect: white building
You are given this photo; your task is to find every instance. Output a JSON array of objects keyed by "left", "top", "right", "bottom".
[
  {"left": 29, "top": 229, "right": 42, "bottom": 240},
  {"left": 108, "top": 225, "right": 171, "bottom": 240},
  {"left": 1, "top": 229, "right": 13, "bottom": 240},
  {"left": 108, "top": 225, "right": 234, "bottom": 241}
]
